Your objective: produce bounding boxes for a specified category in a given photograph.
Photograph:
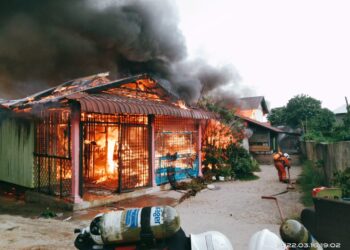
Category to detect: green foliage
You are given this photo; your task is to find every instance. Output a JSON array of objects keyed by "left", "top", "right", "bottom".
[
  {"left": 285, "top": 94, "right": 322, "bottom": 129},
  {"left": 40, "top": 207, "right": 57, "bottom": 218},
  {"left": 199, "top": 96, "right": 259, "bottom": 180},
  {"left": 268, "top": 95, "right": 334, "bottom": 131},
  {"left": 217, "top": 165, "right": 233, "bottom": 178},
  {"left": 308, "top": 108, "right": 336, "bottom": 136},
  {"left": 301, "top": 130, "right": 327, "bottom": 142},
  {"left": 332, "top": 126, "right": 350, "bottom": 141},
  {"left": 203, "top": 143, "right": 259, "bottom": 180},
  {"left": 202, "top": 144, "right": 226, "bottom": 167},
  {"left": 268, "top": 107, "right": 287, "bottom": 126},
  {"left": 332, "top": 168, "right": 350, "bottom": 198},
  {"left": 198, "top": 96, "right": 244, "bottom": 135},
  {"left": 298, "top": 161, "right": 327, "bottom": 206},
  {"left": 270, "top": 95, "right": 350, "bottom": 143},
  {"left": 198, "top": 97, "right": 235, "bottom": 124},
  {"left": 251, "top": 158, "right": 261, "bottom": 172},
  {"left": 331, "top": 104, "right": 350, "bottom": 141},
  {"left": 343, "top": 99, "right": 350, "bottom": 127},
  {"left": 225, "top": 143, "right": 260, "bottom": 179},
  {"left": 302, "top": 116, "right": 350, "bottom": 142},
  {"left": 343, "top": 109, "right": 350, "bottom": 128}
]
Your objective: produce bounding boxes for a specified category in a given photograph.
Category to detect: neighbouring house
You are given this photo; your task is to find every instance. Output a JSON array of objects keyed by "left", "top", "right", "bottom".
[
  {"left": 0, "top": 73, "right": 216, "bottom": 206},
  {"left": 236, "top": 96, "right": 269, "bottom": 122},
  {"left": 236, "top": 114, "right": 282, "bottom": 154},
  {"left": 237, "top": 114, "right": 301, "bottom": 164},
  {"left": 333, "top": 104, "right": 348, "bottom": 125},
  {"left": 234, "top": 96, "right": 301, "bottom": 163},
  {"left": 232, "top": 95, "right": 277, "bottom": 153}
]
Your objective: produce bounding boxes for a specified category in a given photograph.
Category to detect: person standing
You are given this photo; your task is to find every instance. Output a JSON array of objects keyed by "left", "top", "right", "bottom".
[{"left": 273, "top": 152, "right": 291, "bottom": 183}]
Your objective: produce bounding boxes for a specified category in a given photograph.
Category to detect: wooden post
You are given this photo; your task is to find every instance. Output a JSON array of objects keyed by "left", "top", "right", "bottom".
[
  {"left": 71, "top": 104, "right": 83, "bottom": 203},
  {"left": 197, "top": 121, "right": 203, "bottom": 177}
]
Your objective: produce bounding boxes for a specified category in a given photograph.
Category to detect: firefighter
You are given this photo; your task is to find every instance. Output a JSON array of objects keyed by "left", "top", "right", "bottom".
[{"left": 273, "top": 152, "right": 291, "bottom": 183}]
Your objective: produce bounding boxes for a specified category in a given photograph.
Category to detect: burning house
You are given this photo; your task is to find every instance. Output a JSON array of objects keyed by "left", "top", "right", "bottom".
[
  {"left": 0, "top": 73, "right": 216, "bottom": 205},
  {"left": 236, "top": 96, "right": 269, "bottom": 123}
]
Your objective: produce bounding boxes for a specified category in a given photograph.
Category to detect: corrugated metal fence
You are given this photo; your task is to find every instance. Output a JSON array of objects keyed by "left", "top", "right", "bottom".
[{"left": 0, "top": 117, "right": 35, "bottom": 187}]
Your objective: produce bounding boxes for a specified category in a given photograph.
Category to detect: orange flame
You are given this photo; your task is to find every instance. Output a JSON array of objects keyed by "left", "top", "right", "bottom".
[{"left": 174, "top": 100, "right": 188, "bottom": 109}]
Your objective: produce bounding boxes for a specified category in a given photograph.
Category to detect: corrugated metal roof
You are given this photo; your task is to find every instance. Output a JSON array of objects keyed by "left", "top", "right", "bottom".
[
  {"left": 236, "top": 113, "right": 283, "bottom": 133},
  {"left": 333, "top": 104, "right": 347, "bottom": 114},
  {"left": 9, "top": 73, "right": 181, "bottom": 108},
  {"left": 239, "top": 96, "right": 269, "bottom": 114},
  {"left": 66, "top": 93, "right": 217, "bottom": 119},
  {"left": 7, "top": 73, "right": 216, "bottom": 120}
]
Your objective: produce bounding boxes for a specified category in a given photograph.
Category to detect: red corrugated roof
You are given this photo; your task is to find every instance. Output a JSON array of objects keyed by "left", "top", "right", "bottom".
[
  {"left": 236, "top": 113, "right": 283, "bottom": 133},
  {"left": 66, "top": 93, "right": 217, "bottom": 119},
  {"left": 8, "top": 73, "right": 217, "bottom": 120}
]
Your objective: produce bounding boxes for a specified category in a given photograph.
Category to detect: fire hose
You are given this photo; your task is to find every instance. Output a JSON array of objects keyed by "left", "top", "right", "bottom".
[{"left": 261, "top": 196, "right": 285, "bottom": 222}]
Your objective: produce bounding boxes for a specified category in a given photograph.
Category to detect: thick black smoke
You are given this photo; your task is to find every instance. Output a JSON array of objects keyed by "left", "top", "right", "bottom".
[{"left": 0, "top": 0, "right": 239, "bottom": 103}]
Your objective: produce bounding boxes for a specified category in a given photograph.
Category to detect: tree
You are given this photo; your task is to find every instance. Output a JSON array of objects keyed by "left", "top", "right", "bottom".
[
  {"left": 285, "top": 95, "right": 322, "bottom": 130},
  {"left": 308, "top": 108, "right": 336, "bottom": 136},
  {"left": 343, "top": 97, "right": 350, "bottom": 128},
  {"left": 268, "top": 107, "right": 287, "bottom": 126}
]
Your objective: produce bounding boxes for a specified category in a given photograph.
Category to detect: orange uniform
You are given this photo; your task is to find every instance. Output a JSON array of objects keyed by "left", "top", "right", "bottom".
[{"left": 273, "top": 152, "right": 290, "bottom": 182}]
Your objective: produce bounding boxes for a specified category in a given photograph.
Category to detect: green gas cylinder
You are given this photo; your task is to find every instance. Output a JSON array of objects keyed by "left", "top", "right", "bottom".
[
  {"left": 89, "top": 206, "right": 180, "bottom": 245},
  {"left": 280, "top": 219, "right": 323, "bottom": 250}
]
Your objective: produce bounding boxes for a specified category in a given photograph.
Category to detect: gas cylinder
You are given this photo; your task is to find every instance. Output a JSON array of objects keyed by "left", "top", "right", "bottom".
[
  {"left": 88, "top": 206, "right": 180, "bottom": 245},
  {"left": 280, "top": 219, "right": 322, "bottom": 250}
]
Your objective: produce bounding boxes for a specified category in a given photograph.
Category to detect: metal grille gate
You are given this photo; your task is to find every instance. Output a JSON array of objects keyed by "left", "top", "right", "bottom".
[
  {"left": 34, "top": 109, "right": 72, "bottom": 198},
  {"left": 81, "top": 114, "right": 150, "bottom": 193}
]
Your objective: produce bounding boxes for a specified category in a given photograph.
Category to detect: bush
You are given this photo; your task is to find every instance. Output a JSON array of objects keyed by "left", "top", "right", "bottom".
[
  {"left": 40, "top": 207, "right": 57, "bottom": 218},
  {"left": 332, "top": 168, "right": 350, "bottom": 198},
  {"left": 332, "top": 124, "right": 350, "bottom": 141},
  {"left": 226, "top": 143, "right": 260, "bottom": 179},
  {"left": 298, "top": 161, "right": 327, "bottom": 206},
  {"left": 251, "top": 158, "right": 261, "bottom": 172},
  {"left": 202, "top": 143, "right": 259, "bottom": 180},
  {"left": 217, "top": 164, "right": 234, "bottom": 178},
  {"left": 202, "top": 145, "right": 226, "bottom": 168},
  {"left": 302, "top": 131, "right": 326, "bottom": 142}
]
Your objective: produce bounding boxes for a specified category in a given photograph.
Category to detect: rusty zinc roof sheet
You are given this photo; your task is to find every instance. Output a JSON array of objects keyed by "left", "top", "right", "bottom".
[
  {"left": 66, "top": 93, "right": 217, "bottom": 119},
  {"left": 236, "top": 113, "right": 283, "bottom": 133}
]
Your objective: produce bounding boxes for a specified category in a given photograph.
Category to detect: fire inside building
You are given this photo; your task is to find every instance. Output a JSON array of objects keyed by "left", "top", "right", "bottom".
[{"left": 0, "top": 73, "right": 218, "bottom": 204}]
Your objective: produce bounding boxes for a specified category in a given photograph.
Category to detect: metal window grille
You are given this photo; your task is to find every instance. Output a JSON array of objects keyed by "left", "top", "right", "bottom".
[
  {"left": 154, "top": 116, "right": 199, "bottom": 185},
  {"left": 82, "top": 114, "right": 150, "bottom": 193},
  {"left": 34, "top": 108, "right": 72, "bottom": 198}
]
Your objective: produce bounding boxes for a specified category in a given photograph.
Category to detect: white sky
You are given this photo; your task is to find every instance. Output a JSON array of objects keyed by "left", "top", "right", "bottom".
[{"left": 175, "top": 0, "right": 350, "bottom": 110}]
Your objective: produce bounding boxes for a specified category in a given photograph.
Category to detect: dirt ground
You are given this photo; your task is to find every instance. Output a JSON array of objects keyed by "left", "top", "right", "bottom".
[
  {"left": 177, "top": 165, "right": 303, "bottom": 249},
  {"left": 0, "top": 165, "right": 303, "bottom": 250}
]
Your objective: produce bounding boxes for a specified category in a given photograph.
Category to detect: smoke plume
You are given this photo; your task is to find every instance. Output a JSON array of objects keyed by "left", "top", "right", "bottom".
[{"left": 0, "top": 0, "right": 240, "bottom": 103}]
